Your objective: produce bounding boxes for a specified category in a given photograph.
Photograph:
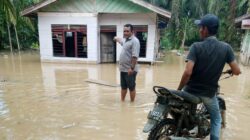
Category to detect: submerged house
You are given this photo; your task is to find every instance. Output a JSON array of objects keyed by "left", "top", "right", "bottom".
[
  {"left": 235, "top": 14, "right": 250, "bottom": 65},
  {"left": 22, "top": 0, "right": 171, "bottom": 63}
]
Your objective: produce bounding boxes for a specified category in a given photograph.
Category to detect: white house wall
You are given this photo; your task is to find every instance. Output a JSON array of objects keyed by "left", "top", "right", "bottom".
[
  {"left": 99, "top": 13, "right": 157, "bottom": 62},
  {"left": 38, "top": 12, "right": 98, "bottom": 63},
  {"left": 240, "top": 31, "right": 250, "bottom": 65}
]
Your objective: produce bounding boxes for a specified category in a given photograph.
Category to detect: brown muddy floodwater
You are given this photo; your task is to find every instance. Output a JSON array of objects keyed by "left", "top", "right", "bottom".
[{"left": 0, "top": 52, "right": 250, "bottom": 140}]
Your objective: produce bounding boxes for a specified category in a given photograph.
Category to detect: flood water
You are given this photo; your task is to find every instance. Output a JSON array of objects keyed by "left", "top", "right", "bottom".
[{"left": 0, "top": 52, "right": 249, "bottom": 140}]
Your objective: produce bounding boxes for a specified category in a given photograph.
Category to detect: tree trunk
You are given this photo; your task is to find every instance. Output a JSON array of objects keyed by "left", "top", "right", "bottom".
[
  {"left": 248, "top": 0, "right": 250, "bottom": 14},
  {"left": 7, "top": 22, "right": 13, "bottom": 53},
  {"left": 171, "top": 0, "right": 180, "bottom": 28},
  {"left": 169, "top": 0, "right": 181, "bottom": 49},
  {"left": 181, "top": 30, "right": 186, "bottom": 49},
  {"left": 14, "top": 25, "right": 21, "bottom": 51},
  {"left": 226, "top": 0, "right": 236, "bottom": 42},
  {"left": 0, "top": 34, "right": 2, "bottom": 49},
  {"left": 181, "top": 21, "right": 187, "bottom": 54},
  {"left": 230, "top": 0, "right": 236, "bottom": 21}
]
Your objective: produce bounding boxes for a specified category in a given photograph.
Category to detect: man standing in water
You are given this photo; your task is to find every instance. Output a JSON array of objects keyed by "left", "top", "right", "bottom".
[
  {"left": 177, "top": 14, "right": 241, "bottom": 140},
  {"left": 114, "top": 24, "right": 140, "bottom": 102}
]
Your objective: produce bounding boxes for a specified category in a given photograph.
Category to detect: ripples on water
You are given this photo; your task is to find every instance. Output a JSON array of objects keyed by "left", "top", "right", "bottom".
[{"left": 0, "top": 52, "right": 249, "bottom": 140}]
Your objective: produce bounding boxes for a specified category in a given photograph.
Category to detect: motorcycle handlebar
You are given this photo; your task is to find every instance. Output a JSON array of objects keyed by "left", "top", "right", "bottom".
[
  {"left": 222, "top": 69, "right": 233, "bottom": 75},
  {"left": 219, "top": 69, "right": 233, "bottom": 81}
]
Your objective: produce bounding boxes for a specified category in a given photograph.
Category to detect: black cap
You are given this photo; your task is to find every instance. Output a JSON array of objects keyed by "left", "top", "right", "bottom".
[{"left": 195, "top": 14, "right": 219, "bottom": 29}]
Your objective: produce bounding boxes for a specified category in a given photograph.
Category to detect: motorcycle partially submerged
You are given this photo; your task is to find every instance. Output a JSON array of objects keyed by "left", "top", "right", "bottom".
[{"left": 143, "top": 71, "right": 231, "bottom": 140}]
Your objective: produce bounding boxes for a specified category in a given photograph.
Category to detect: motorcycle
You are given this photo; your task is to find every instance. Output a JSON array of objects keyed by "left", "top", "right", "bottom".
[{"left": 143, "top": 70, "right": 232, "bottom": 140}]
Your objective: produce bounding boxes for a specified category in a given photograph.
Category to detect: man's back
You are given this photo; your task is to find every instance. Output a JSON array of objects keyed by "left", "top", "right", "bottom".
[
  {"left": 178, "top": 14, "right": 241, "bottom": 140},
  {"left": 185, "top": 36, "right": 235, "bottom": 97}
]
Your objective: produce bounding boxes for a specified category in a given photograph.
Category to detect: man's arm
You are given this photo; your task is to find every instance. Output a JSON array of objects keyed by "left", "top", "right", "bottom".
[
  {"left": 228, "top": 61, "right": 241, "bottom": 75},
  {"left": 177, "top": 61, "right": 195, "bottom": 90},
  {"left": 113, "top": 36, "right": 123, "bottom": 45},
  {"left": 128, "top": 57, "right": 137, "bottom": 75},
  {"left": 178, "top": 44, "right": 196, "bottom": 90},
  {"left": 131, "top": 57, "right": 137, "bottom": 69},
  {"left": 226, "top": 45, "right": 241, "bottom": 75},
  {"left": 128, "top": 39, "right": 140, "bottom": 75}
]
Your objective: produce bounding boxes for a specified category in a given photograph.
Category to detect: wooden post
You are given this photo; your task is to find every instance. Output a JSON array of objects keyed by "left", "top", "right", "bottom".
[
  {"left": 63, "top": 32, "right": 66, "bottom": 56},
  {"left": 74, "top": 32, "right": 78, "bottom": 57}
]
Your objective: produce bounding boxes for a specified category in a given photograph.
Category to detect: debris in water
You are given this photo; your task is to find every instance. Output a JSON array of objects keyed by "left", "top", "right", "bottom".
[
  {"left": 132, "top": 103, "right": 154, "bottom": 108},
  {"left": 176, "top": 52, "right": 182, "bottom": 56},
  {"left": 62, "top": 122, "right": 76, "bottom": 129},
  {"left": 85, "top": 79, "right": 120, "bottom": 87},
  {"left": 3, "top": 55, "right": 8, "bottom": 59}
]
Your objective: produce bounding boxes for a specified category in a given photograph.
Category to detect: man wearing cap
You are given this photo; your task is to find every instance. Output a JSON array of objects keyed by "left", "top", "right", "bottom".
[{"left": 176, "top": 14, "right": 241, "bottom": 140}]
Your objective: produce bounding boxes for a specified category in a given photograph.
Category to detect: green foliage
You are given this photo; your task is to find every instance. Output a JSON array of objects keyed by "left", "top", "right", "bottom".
[
  {"left": 0, "top": 0, "right": 39, "bottom": 50},
  {"left": 207, "top": 0, "right": 242, "bottom": 50},
  {"left": 0, "top": 0, "right": 248, "bottom": 51},
  {"left": 0, "top": 0, "right": 16, "bottom": 24},
  {"left": 160, "top": 31, "right": 173, "bottom": 51},
  {"left": 144, "top": 0, "right": 171, "bottom": 10},
  {"left": 31, "top": 42, "right": 39, "bottom": 50},
  {"left": 157, "top": 0, "right": 248, "bottom": 50}
]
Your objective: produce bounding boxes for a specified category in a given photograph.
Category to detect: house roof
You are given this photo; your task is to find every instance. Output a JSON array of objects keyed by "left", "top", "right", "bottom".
[
  {"left": 21, "top": 0, "right": 171, "bottom": 18},
  {"left": 21, "top": 0, "right": 57, "bottom": 16},
  {"left": 235, "top": 14, "right": 250, "bottom": 28},
  {"left": 128, "top": 0, "right": 171, "bottom": 18},
  {"left": 235, "top": 14, "right": 250, "bottom": 24}
]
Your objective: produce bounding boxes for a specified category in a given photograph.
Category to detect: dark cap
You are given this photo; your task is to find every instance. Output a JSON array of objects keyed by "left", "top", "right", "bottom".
[{"left": 195, "top": 14, "right": 219, "bottom": 29}]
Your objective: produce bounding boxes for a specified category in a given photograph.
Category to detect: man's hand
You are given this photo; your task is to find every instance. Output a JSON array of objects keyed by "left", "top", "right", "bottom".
[
  {"left": 128, "top": 68, "right": 134, "bottom": 76},
  {"left": 129, "top": 57, "right": 137, "bottom": 76},
  {"left": 113, "top": 36, "right": 122, "bottom": 44},
  {"left": 228, "top": 61, "right": 241, "bottom": 75}
]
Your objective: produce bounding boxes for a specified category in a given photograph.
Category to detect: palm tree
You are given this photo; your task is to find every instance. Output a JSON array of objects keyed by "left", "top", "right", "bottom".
[
  {"left": 0, "top": 0, "right": 16, "bottom": 52},
  {"left": 179, "top": 17, "right": 196, "bottom": 48},
  {"left": 238, "top": 0, "right": 250, "bottom": 14},
  {"left": 0, "top": 0, "right": 36, "bottom": 51},
  {"left": 168, "top": 0, "right": 181, "bottom": 49},
  {"left": 144, "top": 0, "right": 171, "bottom": 9},
  {"left": 12, "top": 0, "right": 36, "bottom": 51}
]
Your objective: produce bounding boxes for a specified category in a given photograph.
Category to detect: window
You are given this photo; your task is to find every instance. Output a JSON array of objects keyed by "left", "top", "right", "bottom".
[
  {"left": 134, "top": 25, "right": 148, "bottom": 58},
  {"left": 51, "top": 25, "right": 87, "bottom": 58}
]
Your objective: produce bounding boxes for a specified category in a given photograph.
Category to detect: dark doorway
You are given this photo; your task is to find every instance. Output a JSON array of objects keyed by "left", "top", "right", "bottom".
[
  {"left": 100, "top": 26, "right": 116, "bottom": 63},
  {"left": 134, "top": 25, "right": 148, "bottom": 58},
  {"left": 65, "top": 32, "right": 75, "bottom": 57}
]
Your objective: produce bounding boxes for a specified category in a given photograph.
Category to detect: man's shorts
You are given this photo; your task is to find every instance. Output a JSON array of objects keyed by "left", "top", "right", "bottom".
[{"left": 120, "top": 72, "right": 137, "bottom": 91}]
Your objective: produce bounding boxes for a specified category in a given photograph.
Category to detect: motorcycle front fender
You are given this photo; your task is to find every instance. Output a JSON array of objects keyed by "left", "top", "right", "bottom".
[
  {"left": 143, "top": 103, "right": 168, "bottom": 133},
  {"left": 217, "top": 96, "right": 226, "bottom": 110}
]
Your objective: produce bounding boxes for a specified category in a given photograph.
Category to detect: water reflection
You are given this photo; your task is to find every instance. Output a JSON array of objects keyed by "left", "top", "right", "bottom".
[
  {"left": 0, "top": 89, "right": 9, "bottom": 117},
  {"left": 0, "top": 52, "right": 249, "bottom": 140}
]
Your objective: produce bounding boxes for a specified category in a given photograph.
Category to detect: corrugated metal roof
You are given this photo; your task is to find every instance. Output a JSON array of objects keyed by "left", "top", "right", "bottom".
[
  {"left": 235, "top": 14, "right": 250, "bottom": 24},
  {"left": 40, "top": 0, "right": 151, "bottom": 13},
  {"left": 21, "top": 0, "right": 171, "bottom": 18},
  {"left": 40, "top": 0, "right": 95, "bottom": 13},
  {"left": 97, "top": 0, "right": 151, "bottom": 13}
]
